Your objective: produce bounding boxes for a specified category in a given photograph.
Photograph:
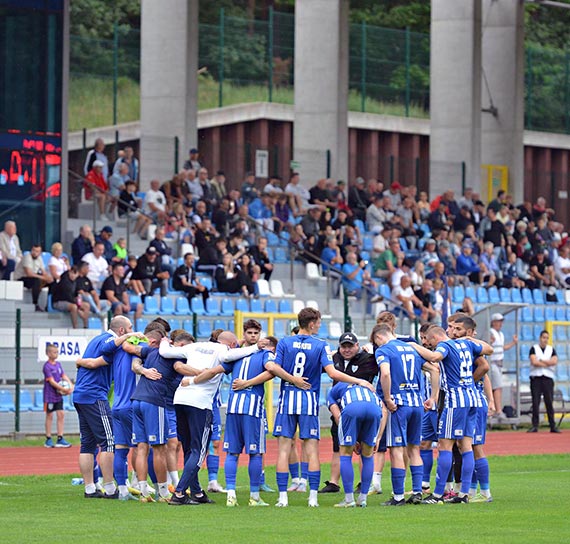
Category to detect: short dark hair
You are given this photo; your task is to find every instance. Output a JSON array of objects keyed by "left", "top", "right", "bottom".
[
  {"left": 265, "top": 336, "right": 279, "bottom": 349},
  {"left": 243, "top": 319, "right": 262, "bottom": 333},
  {"left": 298, "top": 308, "right": 321, "bottom": 329},
  {"left": 171, "top": 332, "right": 194, "bottom": 344},
  {"left": 454, "top": 314, "right": 477, "bottom": 332},
  {"left": 150, "top": 317, "right": 171, "bottom": 333}
]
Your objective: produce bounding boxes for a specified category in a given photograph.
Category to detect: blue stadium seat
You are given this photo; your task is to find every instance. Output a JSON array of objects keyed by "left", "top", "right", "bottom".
[
  {"left": 160, "top": 296, "right": 175, "bottom": 315},
  {"left": 533, "top": 324, "right": 543, "bottom": 338},
  {"left": 318, "top": 321, "right": 328, "bottom": 338},
  {"left": 19, "top": 390, "right": 34, "bottom": 411},
  {"left": 205, "top": 298, "right": 221, "bottom": 316},
  {"left": 228, "top": 319, "right": 235, "bottom": 332},
  {"left": 363, "top": 237, "right": 374, "bottom": 252},
  {"left": 379, "top": 283, "right": 391, "bottom": 299},
  {"left": 452, "top": 286, "right": 465, "bottom": 303},
  {"left": 520, "top": 324, "right": 534, "bottom": 341},
  {"left": 520, "top": 343, "right": 532, "bottom": 360},
  {"left": 135, "top": 318, "right": 148, "bottom": 332},
  {"left": 464, "top": 286, "right": 476, "bottom": 300},
  {"left": 273, "top": 248, "right": 288, "bottom": 263},
  {"left": 566, "top": 307, "right": 570, "bottom": 321},
  {"left": 533, "top": 289, "right": 545, "bottom": 305},
  {"left": 560, "top": 385, "right": 570, "bottom": 402},
  {"left": 34, "top": 389, "right": 44, "bottom": 411},
  {"left": 279, "top": 231, "right": 290, "bottom": 246},
  {"left": 556, "top": 307, "right": 566, "bottom": 321},
  {"left": 511, "top": 288, "right": 522, "bottom": 303},
  {"left": 236, "top": 299, "right": 249, "bottom": 313},
  {"left": 250, "top": 299, "right": 263, "bottom": 313},
  {"left": 0, "top": 390, "right": 15, "bottom": 412},
  {"left": 499, "top": 287, "right": 511, "bottom": 303},
  {"left": 556, "top": 363, "right": 569, "bottom": 381},
  {"left": 265, "top": 247, "right": 274, "bottom": 261},
  {"left": 360, "top": 250, "right": 370, "bottom": 262},
  {"left": 197, "top": 320, "right": 213, "bottom": 338},
  {"left": 265, "top": 299, "right": 278, "bottom": 313},
  {"left": 266, "top": 232, "right": 279, "bottom": 246},
  {"left": 557, "top": 289, "right": 566, "bottom": 304},
  {"left": 520, "top": 307, "right": 533, "bottom": 323},
  {"left": 553, "top": 326, "right": 568, "bottom": 342},
  {"left": 274, "top": 320, "right": 286, "bottom": 337},
  {"left": 169, "top": 318, "right": 181, "bottom": 331},
  {"left": 545, "top": 307, "right": 555, "bottom": 321},
  {"left": 279, "top": 300, "right": 293, "bottom": 314},
  {"left": 183, "top": 319, "right": 194, "bottom": 333},
  {"left": 520, "top": 366, "right": 530, "bottom": 383},
  {"left": 129, "top": 294, "right": 142, "bottom": 307},
  {"left": 213, "top": 319, "right": 227, "bottom": 330},
  {"left": 522, "top": 288, "right": 533, "bottom": 305},
  {"left": 476, "top": 286, "right": 489, "bottom": 304},
  {"left": 488, "top": 286, "right": 500, "bottom": 304},
  {"left": 190, "top": 298, "right": 206, "bottom": 315},
  {"left": 63, "top": 392, "right": 74, "bottom": 411},
  {"left": 534, "top": 307, "right": 545, "bottom": 322},
  {"left": 47, "top": 294, "right": 62, "bottom": 313},
  {"left": 174, "top": 297, "right": 191, "bottom": 315},
  {"left": 143, "top": 296, "right": 159, "bottom": 315},
  {"left": 88, "top": 317, "right": 102, "bottom": 329},
  {"left": 197, "top": 275, "right": 213, "bottom": 291},
  {"left": 354, "top": 219, "right": 366, "bottom": 233},
  {"left": 220, "top": 298, "right": 235, "bottom": 317}
]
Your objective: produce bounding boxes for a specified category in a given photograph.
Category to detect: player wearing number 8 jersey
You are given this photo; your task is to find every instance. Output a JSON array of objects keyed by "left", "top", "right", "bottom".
[
  {"left": 273, "top": 308, "right": 375, "bottom": 508},
  {"left": 413, "top": 326, "right": 493, "bottom": 504},
  {"left": 373, "top": 324, "right": 440, "bottom": 506}
]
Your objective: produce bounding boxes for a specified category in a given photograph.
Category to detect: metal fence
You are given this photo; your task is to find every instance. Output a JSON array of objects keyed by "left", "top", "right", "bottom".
[{"left": 69, "top": 10, "right": 570, "bottom": 134}]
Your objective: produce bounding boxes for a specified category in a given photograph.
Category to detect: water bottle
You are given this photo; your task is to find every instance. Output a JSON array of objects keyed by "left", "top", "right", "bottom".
[{"left": 71, "top": 478, "right": 84, "bottom": 486}]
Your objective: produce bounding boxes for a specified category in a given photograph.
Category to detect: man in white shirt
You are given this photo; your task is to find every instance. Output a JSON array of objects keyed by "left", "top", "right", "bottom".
[
  {"left": 489, "top": 313, "right": 518, "bottom": 416},
  {"left": 0, "top": 220, "right": 23, "bottom": 279},
  {"left": 392, "top": 275, "right": 421, "bottom": 319},
  {"left": 81, "top": 242, "right": 110, "bottom": 291},
  {"left": 284, "top": 172, "right": 311, "bottom": 214},
  {"left": 14, "top": 243, "right": 53, "bottom": 311},
  {"left": 528, "top": 330, "right": 560, "bottom": 433},
  {"left": 143, "top": 179, "right": 168, "bottom": 223},
  {"left": 161, "top": 332, "right": 268, "bottom": 505},
  {"left": 554, "top": 245, "right": 570, "bottom": 286}
]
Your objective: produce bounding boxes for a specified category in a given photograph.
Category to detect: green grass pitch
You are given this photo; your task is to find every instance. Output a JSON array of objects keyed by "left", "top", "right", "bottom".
[{"left": 1, "top": 454, "right": 569, "bottom": 543}]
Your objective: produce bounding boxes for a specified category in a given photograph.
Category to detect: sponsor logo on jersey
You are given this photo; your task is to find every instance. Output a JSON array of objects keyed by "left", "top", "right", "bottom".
[
  {"left": 149, "top": 435, "right": 156, "bottom": 441},
  {"left": 275, "top": 426, "right": 282, "bottom": 432},
  {"left": 250, "top": 444, "right": 257, "bottom": 451},
  {"left": 310, "top": 429, "right": 318, "bottom": 436}
]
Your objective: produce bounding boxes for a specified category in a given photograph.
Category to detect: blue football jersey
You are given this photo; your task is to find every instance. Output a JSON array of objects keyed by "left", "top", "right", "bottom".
[
  {"left": 274, "top": 334, "right": 333, "bottom": 415},
  {"left": 435, "top": 338, "right": 483, "bottom": 408},
  {"left": 73, "top": 332, "right": 119, "bottom": 404},
  {"left": 223, "top": 349, "right": 272, "bottom": 418},
  {"left": 327, "top": 382, "right": 381, "bottom": 411},
  {"left": 112, "top": 348, "right": 136, "bottom": 411},
  {"left": 375, "top": 339, "right": 425, "bottom": 407}
]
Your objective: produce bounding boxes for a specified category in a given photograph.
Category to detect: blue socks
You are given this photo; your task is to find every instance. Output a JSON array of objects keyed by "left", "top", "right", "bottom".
[
  {"left": 410, "top": 464, "right": 423, "bottom": 494},
  {"left": 340, "top": 455, "right": 354, "bottom": 494},
  {"left": 475, "top": 457, "right": 490, "bottom": 491},
  {"left": 308, "top": 470, "right": 320, "bottom": 492},
  {"left": 300, "top": 461, "right": 309, "bottom": 481},
  {"left": 460, "top": 451, "right": 475, "bottom": 495},
  {"left": 276, "top": 471, "right": 289, "bottom": 492},
  {"left": 360, "top": 455, "right": 374, "bottom": 495},
  {"left": 224, "top": 454, "right": 238, "bottom": 491},
  {"left": 289, "top": 462, "right": 300, "bottom": 480},
  {"left": 248, "top": 455, "right": 263, "bottom": 492},
  {"left": 391, "top": 467, "right": 406, "bottom": 497},
  {"left": 113, "top": 447, "right": 129, "bottom": 486},
  {"left": 207, "top": 454, "right": 219, "bottom": 482},
  {"left": 435, "top": 450, "right": 453, "bottom": 496},
  {"left": 420, "top": 449, "right": 433, "bottom": 486}
]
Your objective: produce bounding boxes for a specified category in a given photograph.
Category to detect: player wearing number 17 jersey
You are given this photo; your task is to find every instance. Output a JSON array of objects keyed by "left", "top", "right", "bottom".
[
  {"left": 273, "top": 308, "right": 375, "bottom": 508},
  {"left": 413, "top": 326, "right": 493, "bottom": 504}
]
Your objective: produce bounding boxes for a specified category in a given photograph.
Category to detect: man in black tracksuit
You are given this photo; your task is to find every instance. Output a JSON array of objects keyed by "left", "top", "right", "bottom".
[{"left": 319, "top": 332, "right": 378, "bottom": 493}]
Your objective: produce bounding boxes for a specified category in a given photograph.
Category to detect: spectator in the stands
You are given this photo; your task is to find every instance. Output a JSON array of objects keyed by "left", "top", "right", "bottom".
[
  {"left": 502, "top": 251, "right": 526, "bottom": 288},
  {"left": 331, "top": 180, "right": 351, "bottom": 215},
  {"left": 249, "top": 193, "right": 275, "bottom": 231},
  {"left": 112, "top": 146, "right": 138, "bottom": 181},
  {"left": 410, "top": 260, "right": 425, "bottom": 290},
  {"left": 285, "top": 172, "right": 311, "bottom": 215},
  {"left": 458, "top": 187, "right": 475, "bottom": 210},
  {"left": 437, "top": 240, "right": 456, "bottom": 273},
  {"left": 454, "top": 205, "right": 474, "bottom": 232},
  {"left": 14, "top": 244, "right": 53, "bottom": 311},
  {"left": 309, "top": 178, "right": 336, "bottom": 210},
  {"left": 184, "top": 148, "right": 202, "bottom": 172},
  {"left": 237, "top": 254, "right": 259, "bottom": 288},
  {"left": 416, "top": 191, "right": 430, "bottom": 222},
  {"left": 392, "top": 274, "right": 421, "bottom": 319},
  {"left": 149, "top": 226, "right": 174, "bottom": 273},
  {"left": 215, "top": 252, "right": 255, "bottom": 297},
  {"left": 300, "top": 207, "right": 322, "bottom": 240},
  {"left": 321, "top": 236, "right": 344, "bottom": 297},
  {"left": 339, "top": 224, "right": 362, "bottom": 257},
  {"left": 373, "top": 237, "right": 399, "bottom": 279},
  {"left": 396, "top": 196, "right": 418, "bottom": 248},
  {"left": 480, "top": 241, "right": 501, "bottom": 286},
  {"left": 227, "top": 232, "right": 248, "bottom": 261},
  {"left": 365, "top": 195, "right": 384, "bottom": 232},
  {"left": 427, "top": 261, "right": 448, "bottom": 285},
  {"left": 415, "top": 278, "right": 439, "bottom": 323},
  {"left": 487, "top": 190, "right": 507, "bottom": 214},
  {"left": 554, "top": 244, "right": 570, "bottom": 287},
  {"left": 241, "top": 171, "right": 258, "bottom": 204},
  {"left": 383, "top": 181, "right": 402, "bottom": 209},
  {"left": 112, "top": 237, "right": 127, "bottom": 265},
  {"left": 51, "top": 266, "right": 89, "bottom": 328},
  {"left": 83, "top": 138, "right": 108, "bottom": 180},
  {"left": 108, "top": 162, "right": 130, "bottom": 217},
  {"left": 481, "top": 207, "right": 508, "bottom": 256},
  {"left": 471, "top": 199, "right": 486, "bottom": 232},
  {"left": 456, "top": 243, "right": 484, "bottom": 284},
  {"left": 428, "top": 201, "right": 451, "bottom": 232},
  {"left": 124, "top": 255, "right": 145, "bottom": 296},
  {"left": 195, "top": 219, "right": 221, "bottom": 275},
  {"left": 0, "top": 220, "right": 22, "bottom": 280},
  {"left": 463, "top": 223, "right": 483, "bottom": 255},
  {"left": 165, "top": 202, "right": 188, "bottom": 239},
  {"left": 274, "top": 192, "right": 293, "bottom": 231},
  {"left": 173, "top": 252, "right": 209, "bottom": 304},
  {"left": 185, "top": 168, "right": 202, "bottom": 203},
  {"left": 132, "top": 246, "right": 169, "bottom": 297},
  {"left": 197, "top": 168, "right": 214, "bottom": 210},
  {"left": 536, "top": 216, "right": 555, "bottom": 248},
  {"left": 71, "top": 224, "right": 94, "bottom": 265},
  {"left": 420, "top": 238, "right": 441, "bottom": 276},
  {"left": 263, "top": 175, "right": 283, "bottom": 195},
  {"left": 48, "top": 242, "right": 69, "bottom": 282},
  {"left": 143, "top": 179, "right": 168, "bottom": 224},
  {"left": 212, "top": 198, "right": 231, "bottom": 237},
  {"left": 248, "top": 236, "right": 274, "bottom": 281},
  {"left": 529, "top": 249, "right": 556, "bottom": 289},
  {"left": 84, "top": 160, "right": 108, "bottom": 219},
  {"left": 95, "top": 225, "right": 115, "bottom": 264},
  {"left": 341, "top": 251, "right": 377, "bottom": 309},
  {"left": 81, "top": 242, "right": 109, "bottom": 291},
  {"left": 210, "top": 170, "right": 228, "bottom": 202},
  {"left": 191, "top": 200, "right": 208, "bottom": 225},
  {"left": 161, "top": 174, "right": 189, "bottom": 209},
  {"left": 75, "top": 260, "right": 110, "bottom": 316},
  {"left": 347, "top": 177, "right": 369, "bottom": 221},
  {"left": 497, "top": 204, "right": 512, "bottom": 227},
  {"left": 101, "top": 262, "right": 143, "bottom": 321},
  {"left": 118, "top": 180, "right": 152, "bottom": 238},
  {"left": 371, "top": 225, "right": 391, "bottom": 258}
]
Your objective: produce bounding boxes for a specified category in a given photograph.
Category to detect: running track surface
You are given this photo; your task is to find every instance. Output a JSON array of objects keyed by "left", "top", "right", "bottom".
[{"left": 1, "top": 431, "right": 569, "bottom": 476}]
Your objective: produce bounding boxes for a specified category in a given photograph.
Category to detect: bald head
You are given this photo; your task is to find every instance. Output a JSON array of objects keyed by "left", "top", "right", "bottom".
[
  {"left": 109, "top": 315, "right": 132, "bottom": 335},
  {"left": 427, "top": 326, "right": 447, "bottom": 345},
  {"left": 217, "top": 331, "right": 238, "bottom": 348}
]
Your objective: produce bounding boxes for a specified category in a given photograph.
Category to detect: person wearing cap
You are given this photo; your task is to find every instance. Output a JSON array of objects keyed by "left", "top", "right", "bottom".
[
  {"left": 348, "top": 177, "right": 369, "bottom": 221},
  {"left": 456, "top": 243, "right": 484, "bottom": 284},
  {"left": 96, "top": 226, "right": 115, "bottom": 265},
  {"left": 183, "top": 147, "right": 202, "bottom": 172},
  {"left": 131, "top": 246, "right": 170, "bottom": 298},
  {"left": 489, "top": 313, "right": 518, "bottom": 416},
  {"left": 84, "top": 159, "right": 109, "bottom": 219},
  {"left": 383, "top": 181, "right": 402, "bottom": 209}
]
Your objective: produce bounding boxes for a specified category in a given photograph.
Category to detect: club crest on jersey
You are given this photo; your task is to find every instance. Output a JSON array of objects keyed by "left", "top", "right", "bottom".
[
  {"left": 351, "top": 365, "right": 358, "bottom": 373},
  {"left": 149, "top": 435, "right": 156, "bottom": 441},
  {"left": 310, "top": 429, "right": 318, "bottom": 436},
  {"left": 395, "top": 436, "right": 403, "bottom": 444},
  {"left": 223, "top": 442, "right": 229, "bottom": 449},
  {"left": 275, "top": 426, "right": 282, "bottom": 432},
  {"left": 454, "top": 429, "right": 464, "bottom": 437},
  {"left": 250, "top": 444, "right": 257, "bottom": 451},
  {"left": 345, "top": 435, "right": 352, "bottom": 442}
]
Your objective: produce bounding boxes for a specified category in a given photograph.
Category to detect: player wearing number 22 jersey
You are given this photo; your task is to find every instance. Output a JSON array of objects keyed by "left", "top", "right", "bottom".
[{"left": 273, "top": 334, "right": 333, "bottom": 439}]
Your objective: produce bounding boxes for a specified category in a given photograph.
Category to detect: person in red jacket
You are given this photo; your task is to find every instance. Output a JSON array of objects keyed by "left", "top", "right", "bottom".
[{"left": 85, "top": 160, "right": 109, "bottom": 219}]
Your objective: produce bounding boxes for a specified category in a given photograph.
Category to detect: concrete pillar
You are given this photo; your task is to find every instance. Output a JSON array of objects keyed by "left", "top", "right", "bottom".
[
  {"left": 293, "top": 0, "right": 348, "bottom": 185},
  {"left": 430, "top": 0, "right": 482, "bottom": 198},
  {"left": 481, "top": 0, "right": 525, "bottom": 204},
  {"left": 140, "top": 0, "right": 198, "bottom": 189}
]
